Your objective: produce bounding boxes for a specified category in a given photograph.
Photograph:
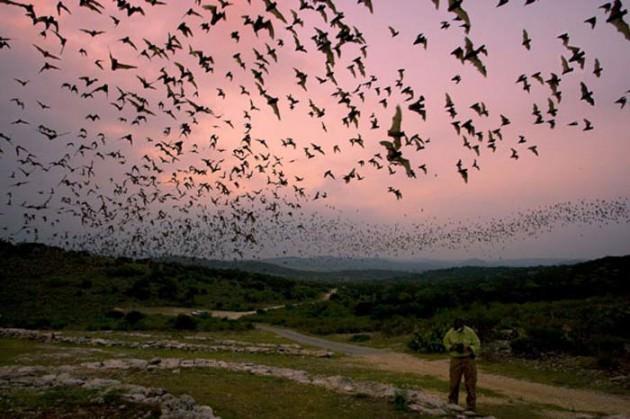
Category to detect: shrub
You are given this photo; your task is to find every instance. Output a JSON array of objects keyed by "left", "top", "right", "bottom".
[
  {"left": 104, "top": 264, "right": 144, "bottom": 278},
  {"left": 173, "top": 314, "right": 197, "bottom": 330},
  {"left": 408, "top": 323, "right": 449, "bottom": 353},
  {"left": 350, "top": 334, "right": 371, "bottom": 342},
  {"left": 408, "top": 329, "right": 446, "bottom": 353},
  {"left": 381, "top": 316, "right": 416, "bottom": 337},
  {"left": 86, "top": 317, "right": 117, "bottom": 331},
  {"left": 105, "top": 309, "right": 125, "bottom": 319},
  {"left": 124, "top": 310, "right": 145, "bottom": 324},
  {"left": 393, "top": 390, "right": 409, "bottom": 411},
  {"left": 157, "top": 279, "right": 178, "bottom": 300},
  {"left": 510, "top": 327, "right": 573, "bottom": 358},
  {"left": 46, "top": 277, "right": 70, "bottom": 288},
  {"left": 510, "top": 336, "right": 541, "bottom": 359},
  {"left": 28, "top": 318, "right": 52, "bottom": 330},
  {"left": 126, "top": 278, "right": 151, "bottom": 300},
  {"left": 586, "top": 335, "right": 627, "bottom": 356},
  {"left": 596, "top": 354, "right": 621, "bottom": 370},
  {"left": 196, "top": 318, "right": 253, "bottom": 332},
  {"left": 79, "top": 279, "right": 93, "bottom": 289}
]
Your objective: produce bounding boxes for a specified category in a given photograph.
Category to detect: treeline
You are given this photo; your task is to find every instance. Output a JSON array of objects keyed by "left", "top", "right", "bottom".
[
  {"left": 0, "top": 241, "right": 327, "bottom": 330},
  {"left": 342, "top": 258, "right": 630, "bottom": 319}
]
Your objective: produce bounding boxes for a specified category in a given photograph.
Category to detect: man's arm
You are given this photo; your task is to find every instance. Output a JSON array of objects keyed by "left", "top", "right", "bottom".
[
  {"left": 443, "top": 329, "right": 453, "bottom": 352},
  {"left": 466, "top": 328, "right": 481, "bottom": 355}
]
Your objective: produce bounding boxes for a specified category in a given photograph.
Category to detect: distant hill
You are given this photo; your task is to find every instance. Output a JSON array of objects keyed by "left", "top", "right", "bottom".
[
  {"left": 262, "top": 256, "right": 581, "bottom": 272},
  {"left": 163, "top": 255, "right": 581, "bottom": 281},
  {"left": 261, "top": 256, "right": 444, "bottom": 273},
  {"left": 162, "top": 256, "right": 416, "bottom": 282}
]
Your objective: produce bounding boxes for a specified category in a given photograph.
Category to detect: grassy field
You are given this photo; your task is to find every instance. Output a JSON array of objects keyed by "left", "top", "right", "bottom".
[
  {"left": 119, "top": 369, "right": 426, "bottom": 419},
  {"left": 0, "top": 333, "right": 571, "bottom": 418},
  {"left": 0, "top": 386, "right": 162, "bottom": 419}
]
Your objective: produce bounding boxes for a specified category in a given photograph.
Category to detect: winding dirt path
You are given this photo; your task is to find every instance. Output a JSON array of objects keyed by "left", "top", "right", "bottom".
[
  {"left": 256, "top": 324, "right": 382, "bottom": 356},
  {"left": 260, "top": 325, "right": 630, "bottom": 416}
]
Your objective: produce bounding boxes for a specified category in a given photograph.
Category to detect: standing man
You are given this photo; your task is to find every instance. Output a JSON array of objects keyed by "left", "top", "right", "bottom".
[{"left": 443, "top": 318, "right": 481, "bottom": 412}]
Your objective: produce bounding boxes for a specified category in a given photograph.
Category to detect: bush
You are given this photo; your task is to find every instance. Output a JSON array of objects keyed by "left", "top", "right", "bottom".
[
  {"left": 173, "top": 314, "right": 197, "bottom": 330},
  {"left": 408, "top": 324, "right": 448, "bottom": 353},
  {"left": 79, "top": 279, "right": 93, "bottom": 289},
  {"left": 46, "top": 277, "right": 70, "bottom": 288},
  {"left": 350, "top": 334, "right": 371, "bottom": 342},
  {"left": 105, "top": 308, "right": 125, "bottom": 319},
  {"left": 510, "top": 327, "right": 573, "bottom": 358},
  {"left": 586, "top": 335, "right": 627, "bottom": 356},
  {"left": 157, "top": 279, "right": 178, "bottom": 300},
  {"left": 510, "top": 336, "right": 541, "bottom": 359},
  {"left": 197, "top": 318, "right": 254, "bottom": 332},
  {"left": 393, "top": 390, "right": 409, "bottom": 411},
  {"left": 86, "top": 317, "right": 117, "bottom": 331},
  {"left": 596, "top": 354, "right": 621, "bottom": 370},
  {"left": 124, "top": 310, "right": 145, "bottom": 324},
  {"left": 105, "top": 263, "right": 144, "bottom": 278},
  {"left": 381, "top": 316, "right": 416, "bottom": 337},
  {"left": 126, "top": 278, "right": 151, "bottom": 300},
  {"left": 27, "top": 318, "right": 52, "bottom": 330}
]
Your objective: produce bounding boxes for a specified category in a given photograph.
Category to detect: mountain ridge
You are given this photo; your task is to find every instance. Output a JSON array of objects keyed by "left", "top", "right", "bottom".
[{"left": 163, "top": 255, "right": 583, "bottom": 281}]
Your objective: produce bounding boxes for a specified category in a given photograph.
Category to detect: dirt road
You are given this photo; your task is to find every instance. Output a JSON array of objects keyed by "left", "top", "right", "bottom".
[
  {"left": 259, "top": 325, "right": 630, "bottom": 416},
  {"left": 256, "top": 324, "right": 382, "bottom": 356}
]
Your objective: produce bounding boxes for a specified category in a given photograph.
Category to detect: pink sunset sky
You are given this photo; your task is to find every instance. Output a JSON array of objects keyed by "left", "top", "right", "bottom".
[{"left": 0, "top": 0, "right": 629, "bottom": 260}]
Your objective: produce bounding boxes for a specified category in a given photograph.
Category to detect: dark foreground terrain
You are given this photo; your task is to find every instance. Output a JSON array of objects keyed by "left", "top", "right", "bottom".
[{"left": 1, "top": 241, "right": 629, "bottom": 418}]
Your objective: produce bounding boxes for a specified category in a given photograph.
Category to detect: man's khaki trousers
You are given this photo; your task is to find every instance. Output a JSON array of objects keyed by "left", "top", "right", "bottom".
[{"left": 448, "top": 356, "right": 477, "bottom": 410}]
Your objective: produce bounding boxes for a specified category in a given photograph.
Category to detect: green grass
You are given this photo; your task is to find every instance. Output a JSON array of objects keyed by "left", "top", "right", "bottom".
[
  {"left": 0, "top": 338, "right": 47, "bottom": 366},
  {"left": 0, "top": 387, "right": 95, "bottom": 410},
  {"left": 100, "top": 361, "right": 550, "bottom": 418},
  {"left": 0, "top": 337, "right": 583, "bottom": 418},
  {"left": 321, "top": 332, "right": 412, "bottom": 351},
  {"left": 108, "top": 344, "right": 451, "bottom": 392},
  {"left": 0, "top": 337, "right": 477, "bottom": 396},
  {"left": 19, "top": 339, "right": 503, "bottom": 398},
  {"left": 0, "top": 386, "right": 160, "bottom": 418},
  {"left": 0, "top": 338, "right": 126, "bottom": 368},
  {"left": 114, "top": 368, "right": 428, "bottom": 419},
  {"left": 5, "top": 333, "right": 624, "bottom": 414}
]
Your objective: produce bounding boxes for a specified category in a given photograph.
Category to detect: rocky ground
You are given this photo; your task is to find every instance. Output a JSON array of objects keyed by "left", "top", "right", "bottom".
[
  {"left": 1, "top": 327, "right": 629, "bottom": 418},
  {"left": 0, "top": 365, "right": 217, "bottom": 418},
  {"left": 0, "top": 356, "right": 466, "bottom": 418},
  {"left": 0, "top": 328, "right": 482, "bottom": 418},
  {"left": 0, "top": 328, "right": 333, "bottom": 358}
]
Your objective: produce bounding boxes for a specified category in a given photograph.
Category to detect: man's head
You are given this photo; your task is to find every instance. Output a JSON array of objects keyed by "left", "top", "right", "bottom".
[{"left": 453, "top": 318, "right": 465, "bottom": 332}]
